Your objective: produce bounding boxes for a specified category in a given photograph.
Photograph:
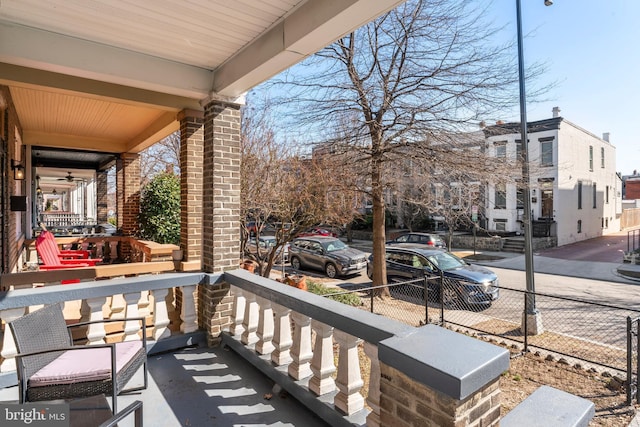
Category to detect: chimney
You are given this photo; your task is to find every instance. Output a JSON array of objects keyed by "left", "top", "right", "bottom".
[
  {"left": 479, "top": 121, "right": 486, "bottom": 129},
  {"left": 552, "top": 106, "right": 561, "bottom": 118},
  {"left": 496, "top": 120, "right": 504, "bottom": 125},
  {"left": 602, "top": 132, "right": 610, "bottom": 142}
]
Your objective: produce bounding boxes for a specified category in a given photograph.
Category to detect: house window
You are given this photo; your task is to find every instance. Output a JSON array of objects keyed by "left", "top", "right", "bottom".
[
  {"left": 495, "top": 142, "right": 506, "bottom": 158},
  {"left": 589, "top": 146, "right": 594, "bottom": 171},
  {"left": 606, "top": 218, "right": 609, "bottom": 228},
  {"left": 540, "top": 139, "right": 553, "bottom": 166},
  {"left": 494, "top": 184, "right": 506, "bottom": 209},
  {"left": 601, "top": 218, "right": 604, "bottom": 228},
  {"left": 606, "top": 185, "right": 609, "bottom": 204},
  {"left": 516, "top": 188, "right": 524, "bottom": 209},
  {"left": 515, "top": 140, "right": 523, "bottom": 162},
  {"left": 601, "top": 147, "right": 605, "bottom": 168},
  {"left": 593, "top": 183, "right": 597, "bottom": 209},
  {"left": 578, "top": 181, "right": 583, "bottom": 209},
  {"left": 577, "top": 220, "right": 582, "bottom": 233},
  {"left": 494, "top": 219, "right": 507, "bottom": 231}
]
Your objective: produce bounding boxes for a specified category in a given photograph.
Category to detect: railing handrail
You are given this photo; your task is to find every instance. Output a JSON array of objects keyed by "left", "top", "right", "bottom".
[
  {"left": 221, "top": 269, "right": 413, "bottom": 345},
  {"left": 0, "top": 272, "right": 206, "bottom": 310}
]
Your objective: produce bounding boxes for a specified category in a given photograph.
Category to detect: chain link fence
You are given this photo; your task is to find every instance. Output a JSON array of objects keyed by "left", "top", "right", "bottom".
[{"left": 326, "top": 276, "right": 640, "bottom": 401}]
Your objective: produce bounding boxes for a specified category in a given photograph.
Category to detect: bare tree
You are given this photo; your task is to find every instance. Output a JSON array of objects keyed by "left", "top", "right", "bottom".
[
  {"left": 263, "top": 0, "right": 548, "bottom": 295},
  {"left": 140, "top": 132, "right": 180, "bottom": 185},
  {"left": 241, "top": 100, "right": 360, "bottom": 277}
]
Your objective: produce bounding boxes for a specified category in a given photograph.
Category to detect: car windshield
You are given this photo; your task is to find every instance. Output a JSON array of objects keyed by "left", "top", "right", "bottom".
[
  {"left": 261, "top": 238, "right": 276, "bottom": 247},
  {"left": 425, "top": 251, "right": 466, "bottom": 271},
  {"left": 321, "top": 239, "right": 347, "bottom": 252}
]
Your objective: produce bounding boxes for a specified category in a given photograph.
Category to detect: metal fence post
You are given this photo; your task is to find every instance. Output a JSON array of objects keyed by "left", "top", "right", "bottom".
[
  {"left": 627, "top": 316, "right": 633, "bottom": 405},
  {"left": 440, "top": 271, "right": 445, "bottom": 327},
  {"left": 370, "top": 287, "right": 374, "bottom": 313},
  {"left": 424, "top": 274, "right": 429, "bottom": 325},
  {"left": 636, "top": 317, "right": 640, "bottom": 404},
  {"left": 523, "top": 291, "right": 529, "bottom": 352}
]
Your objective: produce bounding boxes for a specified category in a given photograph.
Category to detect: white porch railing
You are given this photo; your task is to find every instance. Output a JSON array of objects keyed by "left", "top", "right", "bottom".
[
  {"left": 223, "top": 269, "right": 412, "bottom": 427},
  {"left": 0, "top": 272, "right": 205, "bottom": 381}
]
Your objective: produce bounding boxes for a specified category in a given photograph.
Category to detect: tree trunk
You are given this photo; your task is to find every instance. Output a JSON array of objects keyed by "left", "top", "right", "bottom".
[{"left": 371, "top": 143, "right": 390, "bottom": 298}]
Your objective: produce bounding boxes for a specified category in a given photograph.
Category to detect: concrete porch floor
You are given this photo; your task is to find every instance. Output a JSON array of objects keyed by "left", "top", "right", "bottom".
[{"left": 0, "top": 345, "right": 331, "bottom": 427}]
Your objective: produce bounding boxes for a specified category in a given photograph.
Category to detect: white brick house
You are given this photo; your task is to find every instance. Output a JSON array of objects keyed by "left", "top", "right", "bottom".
[{"left": 483, "top": 108, "right": 621, "bottom": 246}]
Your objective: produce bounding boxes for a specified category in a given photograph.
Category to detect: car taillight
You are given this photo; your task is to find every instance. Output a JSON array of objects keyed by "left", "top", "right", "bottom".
[{"left": 427, "top": 242, "right": 434, "bottom": 246}]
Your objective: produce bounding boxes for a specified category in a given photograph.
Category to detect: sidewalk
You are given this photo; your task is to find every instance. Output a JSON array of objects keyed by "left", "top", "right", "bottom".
[{"left": 344, "top": 238, "right": 640, "bottom": 284}]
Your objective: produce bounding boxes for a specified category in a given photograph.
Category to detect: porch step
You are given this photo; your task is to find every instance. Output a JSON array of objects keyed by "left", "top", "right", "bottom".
[{"left": 502, "top": 238, "right": 525, "bottom": 253}]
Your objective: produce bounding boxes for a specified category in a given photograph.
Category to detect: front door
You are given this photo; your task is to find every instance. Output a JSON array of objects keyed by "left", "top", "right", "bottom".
[{"left": 541, "top": 189, "right": 553, "bottom": 218}]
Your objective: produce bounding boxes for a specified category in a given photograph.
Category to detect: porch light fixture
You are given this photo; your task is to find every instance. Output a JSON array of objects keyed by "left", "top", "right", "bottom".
[
  {"left": 52, "top": 188, "right": 57, "bottom": 195},
  {"left": 11, "top": 159, "right": 25, "bottom": 180}
]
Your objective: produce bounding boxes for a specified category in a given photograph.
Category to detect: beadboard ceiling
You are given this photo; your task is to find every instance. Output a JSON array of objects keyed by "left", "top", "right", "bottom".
[{"left": 0, "top": 0, "right": 405, "bottom": 160}]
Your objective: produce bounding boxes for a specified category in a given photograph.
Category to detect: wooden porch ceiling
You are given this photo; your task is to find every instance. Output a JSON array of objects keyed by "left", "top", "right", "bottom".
[{"left": 0, "top": 0, "right": 406, "bottom": 156}]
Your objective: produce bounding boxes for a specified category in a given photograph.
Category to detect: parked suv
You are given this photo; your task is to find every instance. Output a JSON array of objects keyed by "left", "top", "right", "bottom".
[
  {"left": 386, "top": 232, "right": 447, "bottom": 250},
  {"left": 289, "top": 236, "right": 367, "bottom": 278},
  {"left": 367, "top": 244, "right": 499, "bottom": 306}
]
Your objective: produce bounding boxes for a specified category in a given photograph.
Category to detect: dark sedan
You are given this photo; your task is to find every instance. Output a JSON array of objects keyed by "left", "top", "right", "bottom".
[{"left": 367, "top": 244, "right": 499, "bottom": 306}]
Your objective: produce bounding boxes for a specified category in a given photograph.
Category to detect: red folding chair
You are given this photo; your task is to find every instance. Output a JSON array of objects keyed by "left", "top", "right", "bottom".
[{"left": 36, "top": 231, "right": 102, "bottom": 283}]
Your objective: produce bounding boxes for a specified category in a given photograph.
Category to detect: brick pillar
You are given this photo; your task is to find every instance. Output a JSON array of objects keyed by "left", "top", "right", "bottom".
[
  {"left": 179, "top": 110, "right": 204, "bottom": 264},
  {"left": 96, "top": 170, "right": 109, "bottom": 223},
  {"left": 378, "top": 326, "right": 508, "bottom": 427},
  {"left": 116, "top": 153, "right": 141, "bottom": 260},
  {"left": 201, "top": 99, "right": 241, "bottom": 273},
  {"left": 199, "top": 97, "right": 241, "bottom": 345}
]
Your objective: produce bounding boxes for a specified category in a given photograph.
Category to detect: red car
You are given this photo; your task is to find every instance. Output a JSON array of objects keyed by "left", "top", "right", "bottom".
[{"left": 297, "top": 227, "right": 338, "bottom": 238}]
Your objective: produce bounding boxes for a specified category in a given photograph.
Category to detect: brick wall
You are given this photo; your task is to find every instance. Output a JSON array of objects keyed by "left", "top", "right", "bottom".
[
  {"left": 380, "top": 364, "right": 501, "bottom": 427},
  {"left": 116, "top": 153, "right": 141, "bottom": 260},
  {"left": 96, "top": 170, "right": 109, "bottom": 223},
  {"left": 179, "top": 110, "right": 204, "bottom": 262},
  {"left": 1, "top": 85, "right": 25, "bottom": 273},
  {"left": 201, "top": 100, "right": 241, "bottom": 274},
  {"left": 199, "top": 98, "right": 242, "bottom": 344}
]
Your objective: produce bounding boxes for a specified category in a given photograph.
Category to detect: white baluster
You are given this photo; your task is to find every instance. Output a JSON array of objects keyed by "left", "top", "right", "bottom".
[
  {"left": 180, "top": 285, "right": 198, "bottom": 333},
  {"left": 271, "top": 303, "right": 292, "bottom": 366},
  {"left": 334, "top": 330, "right": 364, "bottom": 415},
  {"left": 0, "top": 308, "right": 26, "bottom": 372},
  {"left": 109, "top": 241, "right": 119, "bottom": 261},
  {"left": 95, "top": 242, "right": 104, "bottom": 258},
  {"left": 255, "top": 296, "right": 274, "bottom": 354},
  {"left": 230, "top": 288, "right": 246, "bottom": 336},
  {"left": 110, "top": 292, "right": 127, "bottom": 319},
  {"left": 241, "top": 292, "right": 259, "bottom": 345},
  {"left": 84, "top": 297, "right": 107, "bottom": 344},
  {"left": 138, "top": 290, "right": 151, "bottom": 317},
  {"left": 309, "top": 320, "right": 336, "bottom": 396},
  {"left": 151, "top": 288, "right": 171, "bottom": 340},
  {"left": 364, "top": 342, "right": 381, "bottom": 427},
  {"left": 288, "top": 312, "right": 312, "bottom": 380},
  {"left": 122, "top": 293, "right": 143, "bottom": 341}
]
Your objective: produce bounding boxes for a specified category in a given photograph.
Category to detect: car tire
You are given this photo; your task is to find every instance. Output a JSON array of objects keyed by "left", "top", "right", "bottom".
[
  {"left": 325, "top": 263, "right": 337, "bottom": 279},
  {"left": 291, "top": 256, "right": 301, "bottom": 271}
]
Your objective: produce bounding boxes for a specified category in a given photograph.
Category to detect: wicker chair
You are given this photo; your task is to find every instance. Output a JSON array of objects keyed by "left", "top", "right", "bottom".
[{"left": 8, "top": 303, "right": 147, "bottom": 414}]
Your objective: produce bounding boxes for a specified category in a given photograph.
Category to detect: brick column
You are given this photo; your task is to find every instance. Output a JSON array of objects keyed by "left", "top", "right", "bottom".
[
  {"left": 96, "top": 170, "right": 109, "bottom": 223},
  {"left": 198, "top": 97, "right": 241, "bottom": 345},
  {"left": 116, "top": 153, "right": 141, "bottom": 260},
  {"left": 378, "top": 326, "right": 508, "bottom": 427},
  {"left": 201, "top": 98, "right": 241, "bottom": 273},
  {"left": 179, "top": 110, "right": 204, "bottom": 264}
]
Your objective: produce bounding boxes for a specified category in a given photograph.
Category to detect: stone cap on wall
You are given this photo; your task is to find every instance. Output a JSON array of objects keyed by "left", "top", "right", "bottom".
[{"left": 378, "top": 325, "right": 509, "bottom": 400}]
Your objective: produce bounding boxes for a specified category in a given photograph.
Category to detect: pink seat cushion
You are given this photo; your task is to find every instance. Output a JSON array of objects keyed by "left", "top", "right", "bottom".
[{"left": 29, "top": 341, "right": 142, "bottom": 387}]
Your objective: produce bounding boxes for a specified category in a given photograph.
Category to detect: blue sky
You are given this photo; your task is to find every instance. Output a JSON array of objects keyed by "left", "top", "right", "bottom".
[{"left": 494, "top": 0, "right": 639, "bottom": 175}]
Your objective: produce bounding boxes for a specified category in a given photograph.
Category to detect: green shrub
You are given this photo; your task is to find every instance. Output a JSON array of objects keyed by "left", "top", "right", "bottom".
[
  {"left": 138, "top": 172, "right": 180, "bottom": 245},
  {"left": 307, "top": 279, "right": 361, "bottom": 306}
]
